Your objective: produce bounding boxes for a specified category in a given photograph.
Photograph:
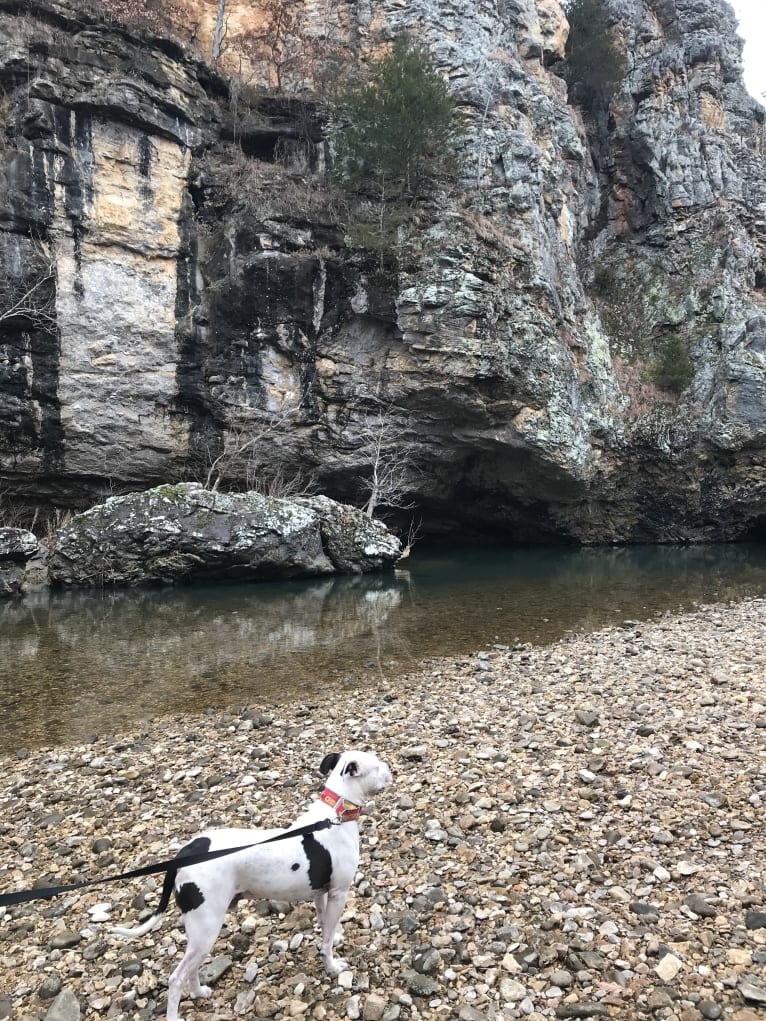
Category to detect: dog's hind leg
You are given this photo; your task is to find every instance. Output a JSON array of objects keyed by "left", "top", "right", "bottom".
[
  {"left": 167, "top": 943, "right": 213, "bottom": 1021},
  {"left": 166, "top": 901, "right": 226, "bottom": 1021}
]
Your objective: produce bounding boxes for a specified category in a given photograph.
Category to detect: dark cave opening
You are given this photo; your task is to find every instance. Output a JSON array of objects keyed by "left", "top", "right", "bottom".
[{"left": 743, "top": 515, "right": 766, "bottom": 540}]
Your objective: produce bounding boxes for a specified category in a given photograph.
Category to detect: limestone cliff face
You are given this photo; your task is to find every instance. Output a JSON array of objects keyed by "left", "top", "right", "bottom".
[{"left": 0, "top": 0, "right": 764, "bottom": 543}]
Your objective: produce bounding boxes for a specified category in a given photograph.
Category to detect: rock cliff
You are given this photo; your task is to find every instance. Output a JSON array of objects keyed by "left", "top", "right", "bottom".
[{"left": 0, "top": 0, "right": 764, "bottom": 543}]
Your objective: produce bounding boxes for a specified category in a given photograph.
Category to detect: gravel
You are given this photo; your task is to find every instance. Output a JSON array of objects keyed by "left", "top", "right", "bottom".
[{"left": 1, "top": 597, "right": 765, "bottom": 1021}]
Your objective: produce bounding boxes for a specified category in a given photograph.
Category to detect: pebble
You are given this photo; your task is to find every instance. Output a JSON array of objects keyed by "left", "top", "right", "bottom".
[
  {"left": 739, "top": 981, "right": 766, "bottom": 1004},
  {"left": 42, "top": 989, "right": 80, "bottom": 1021},
  {"left": 1, "top": 598, "right": 765, "bottom": 1021}
]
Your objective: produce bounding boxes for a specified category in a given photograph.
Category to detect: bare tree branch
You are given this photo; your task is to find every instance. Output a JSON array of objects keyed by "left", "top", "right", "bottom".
[
  {"left": 0, "top": 253, "right": 56, "bottom": 330},
  {"left": 198, "top": 400, "right": 314, "bottom": 497},
  {"left": 351, "top": 400, "right": 420, "bottom": 519}
]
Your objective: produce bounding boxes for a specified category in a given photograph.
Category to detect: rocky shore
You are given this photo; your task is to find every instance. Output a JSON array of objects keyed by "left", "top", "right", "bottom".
[{"left": 1, "top": 599, "right": 765, "bottom": 1021}]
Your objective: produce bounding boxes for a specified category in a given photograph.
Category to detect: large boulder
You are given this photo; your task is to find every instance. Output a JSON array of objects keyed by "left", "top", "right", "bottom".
[
  {"left": 47, "top": 484, "right": 402, "bottom": 589},
  {"left": 0, "top": 528, "right": 39, "bottom": 562},
  {"left": 0, "top": 527, "right": 45, "bottom": 598}
]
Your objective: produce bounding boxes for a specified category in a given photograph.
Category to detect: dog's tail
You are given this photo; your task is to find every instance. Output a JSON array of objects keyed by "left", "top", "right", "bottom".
[
  {"left": 111, "top": 864, "right": 177, "bottom": 940},
  {"left": 111, "top": 914, "right": 163, "bottom": 939}
]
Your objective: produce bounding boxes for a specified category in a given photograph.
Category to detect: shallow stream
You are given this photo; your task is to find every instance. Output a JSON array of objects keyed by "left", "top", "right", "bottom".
[{"left": 3, "top": 542, "right": 766, "bottom": 751}]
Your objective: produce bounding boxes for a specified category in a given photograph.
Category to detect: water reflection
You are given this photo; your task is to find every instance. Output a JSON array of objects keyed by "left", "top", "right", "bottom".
[{"left": 2, "top": 543, "right": 766, "bottom": 751}]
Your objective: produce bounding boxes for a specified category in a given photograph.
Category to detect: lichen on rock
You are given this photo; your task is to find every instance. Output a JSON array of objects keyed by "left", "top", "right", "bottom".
[{"left": 46, "top": 484, "right": 401, "bottom": 589}]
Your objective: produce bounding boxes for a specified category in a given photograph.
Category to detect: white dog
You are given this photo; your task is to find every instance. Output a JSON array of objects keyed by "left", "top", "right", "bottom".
[{"left": 112, "top": 750, "right": 392, "bottom": 1021}]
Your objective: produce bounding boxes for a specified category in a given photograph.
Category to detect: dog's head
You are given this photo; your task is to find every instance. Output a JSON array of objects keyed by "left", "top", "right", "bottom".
[{"left": 319, "top": 750, "right": 392, "bottom": 803}]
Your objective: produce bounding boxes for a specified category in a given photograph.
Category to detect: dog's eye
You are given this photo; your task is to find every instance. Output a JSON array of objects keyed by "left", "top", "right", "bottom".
[{"left": 341, "top": 760, "right": 359, "bottom": 777}]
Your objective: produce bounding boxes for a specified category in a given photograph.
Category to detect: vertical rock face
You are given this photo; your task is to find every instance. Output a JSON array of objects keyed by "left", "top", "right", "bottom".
[
  {"left": 0, "top": 0, "right": 765, "bottom": 542},
  {"left": 591, "top": 0, "right": 766, "bottom": 454},
  {"left": 571, "top": 0, "right": 766, "bottom": 539},
  {"left": 0, "top": 1, "right": 220, "bottom": 499},
  {"left": 54, "top": 119, "right": 192, "bottom": 481}
]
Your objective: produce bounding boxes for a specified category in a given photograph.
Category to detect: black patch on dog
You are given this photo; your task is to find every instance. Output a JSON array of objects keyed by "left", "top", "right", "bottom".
[
  {"left": 291, "top": 862, "right": 300, "bottom": 871},
  {"left": 172, "top": 838, "right": 212, "bottom": 915},
  {"left": 175, "top": 881, "right": 205, "bottom": 914},
  {"left": 319, "top": 752, "right": 340, "bottom": 776},
  {"left": 178, "top": 836, "right": 212, "bottom": 860},
  {"left": 341, "top": 759, "right": 358, "bottom": 777},
  {"left": 302, "top": 833, "right": 332, "bottom": 891}
]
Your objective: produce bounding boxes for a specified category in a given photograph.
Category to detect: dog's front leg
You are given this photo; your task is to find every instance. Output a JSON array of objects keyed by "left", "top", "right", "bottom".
[
  {"left": 313, "top": 892, "right": 344, "bottom": 947},
  {"left": 317, "top": 889, "right": 350, "bottom": 974}
]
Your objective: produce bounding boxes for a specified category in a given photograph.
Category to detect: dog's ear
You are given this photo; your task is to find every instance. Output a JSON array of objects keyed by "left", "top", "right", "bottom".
[
  {"left": 341, "top": 758, "right": 359, "bottom": 777},
  {"left": 319, "top": 752, "right": 341, "bottom": 776}
]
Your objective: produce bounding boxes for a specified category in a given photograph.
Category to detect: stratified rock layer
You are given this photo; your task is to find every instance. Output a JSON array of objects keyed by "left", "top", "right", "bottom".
[{"left": 1, "top": 0, "right": 765, "bottom": 543}]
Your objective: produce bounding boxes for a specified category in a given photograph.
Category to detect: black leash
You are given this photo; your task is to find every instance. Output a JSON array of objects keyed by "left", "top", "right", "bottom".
[{"left": 0, "top": 818, "right": 339, "bottom": 908}]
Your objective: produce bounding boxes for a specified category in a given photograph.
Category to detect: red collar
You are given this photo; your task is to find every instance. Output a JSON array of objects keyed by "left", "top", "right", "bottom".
[{"left": 320, "top": 787, "right": 362, "bottom": 822}]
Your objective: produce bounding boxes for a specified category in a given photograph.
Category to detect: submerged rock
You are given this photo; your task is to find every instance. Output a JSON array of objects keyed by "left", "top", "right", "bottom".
[{"left": 47, "top": 484, "right": 401, "bottom": 589}]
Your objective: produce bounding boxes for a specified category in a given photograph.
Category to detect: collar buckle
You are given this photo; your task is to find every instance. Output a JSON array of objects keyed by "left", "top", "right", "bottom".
[{"left": 320, "top": 787, "right": 362, "bottom": 822}]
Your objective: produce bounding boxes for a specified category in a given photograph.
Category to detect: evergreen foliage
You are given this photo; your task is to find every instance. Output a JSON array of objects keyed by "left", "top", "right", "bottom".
[
  {"left": 650, "top": 336, "right": 695, "bottom": 393},
  {"left": 563, "top": 0, "right": 626, "bottom": 105},
  {"left": 332, "top": 36, "right": 461, "bottom": 200}
]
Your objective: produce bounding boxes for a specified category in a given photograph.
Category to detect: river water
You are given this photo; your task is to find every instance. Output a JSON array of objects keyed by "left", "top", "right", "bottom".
[{"left": 3, "top": 542, "right": 766, "bottom": 752}]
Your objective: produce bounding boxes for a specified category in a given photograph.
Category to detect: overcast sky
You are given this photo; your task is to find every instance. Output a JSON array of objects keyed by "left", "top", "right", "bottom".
[{"left": 731, "top": 0, "right": 766, "bottom": 101}]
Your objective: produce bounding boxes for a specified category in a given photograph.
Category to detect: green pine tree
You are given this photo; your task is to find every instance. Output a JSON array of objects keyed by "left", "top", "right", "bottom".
[
  {"left": 563, "top": 0, "right": 626, "bottom": 106},
  {"left": 332, "top": 36, "right": 461, "bottom": 200},
  {"left": 650, "top": 336, "right": 695, "bottom": 393}
]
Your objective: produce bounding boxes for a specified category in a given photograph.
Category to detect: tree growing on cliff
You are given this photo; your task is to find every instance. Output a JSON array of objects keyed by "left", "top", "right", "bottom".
[
  {"left": 198, "top": 402, "right": 315, "bottom": 497},
  {"left": 343, "top": 399, "right": 420, "bottom": 520},
  {"left": 562, "top": 0, "right": 626, "bottom": 106},
  {"left": 0, "top": 250, "right": 56, "bottom": 333},
  {"left": 236, "top": 0, "right": 303, "bottom": 91},
  {"left": 332, "top": 36, "right": 462, "bottom": 201}
]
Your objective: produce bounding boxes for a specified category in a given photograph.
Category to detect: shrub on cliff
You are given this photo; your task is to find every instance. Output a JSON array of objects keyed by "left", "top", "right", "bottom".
[
  {"left": 650, "top": 336, "right": 695, "bottom": 394},
  {"left": 331, "top": 36, "right": 462, "bottom": 201},
  {"left": 90, "top": 0, "right": 183, "bottom": 39},
  {"left": 562, "top": 0, "right": 626, "bottom": 106}
]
